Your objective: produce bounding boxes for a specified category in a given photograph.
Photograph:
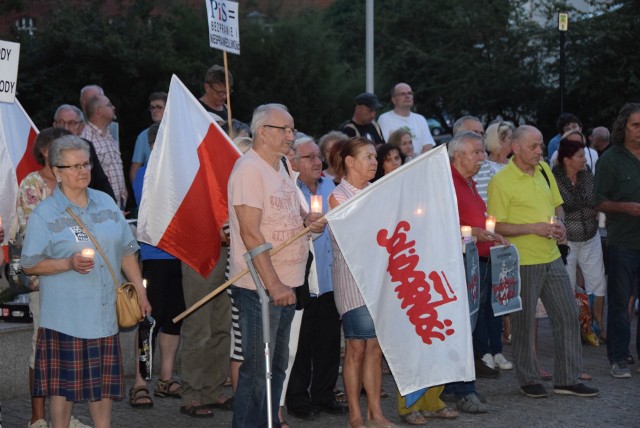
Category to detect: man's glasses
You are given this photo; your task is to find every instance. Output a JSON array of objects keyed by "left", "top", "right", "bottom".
[
  {"left": 208, "top": 84, "right": 232, "bottom": 97},
  {"left": 298, "top": 154, "right": 324, "bottom": 162},
  {"left": 149, "top": 104, "right": 165, "bottom": 111},
  {"left": 394, "top": 91, "right": 414, "bottom": 97},
  {"left": 263, "top": 124, "right": 297, "bottom": 137},
  {"left": 54, "top": 120, "right": 82, "bottom": 128},
  {"left": 56, "top": 162, "right": 93, "bottom": 171}
]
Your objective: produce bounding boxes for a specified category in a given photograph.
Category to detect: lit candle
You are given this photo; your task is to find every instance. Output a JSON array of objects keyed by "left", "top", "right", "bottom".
[
  {"left": 598, "top": 212, "right": 606, "bottom": 228},
  {"left": 461, "top": 226, "right": 472, "bottom": 238},
  {"left": 548, "top": 215, "right": 558, "bottom": 224},
  {"left": 310, "top": 195, "right": 322, "bottom": 213},
  {"left": 0, "top": 215, "right": 3, "bottom": 227},
  {"left": 485, "top": 216, "right": 496, "bottom": 233},
  {"left": 81, "top": 248, "right": 95, "bottom": 259},
  {"left": 143, "top": 279, "right": 147, "bottom": 289}
]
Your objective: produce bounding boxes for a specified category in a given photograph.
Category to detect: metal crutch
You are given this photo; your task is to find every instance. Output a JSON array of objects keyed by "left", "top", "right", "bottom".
[{"left": 243, "top": 242, "right": 274, "bottom": 428}]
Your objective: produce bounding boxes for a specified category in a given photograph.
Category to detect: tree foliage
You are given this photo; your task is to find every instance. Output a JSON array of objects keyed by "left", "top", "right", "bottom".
[{"left": 5, "top": 0, "right": 640, "bottom": 148}]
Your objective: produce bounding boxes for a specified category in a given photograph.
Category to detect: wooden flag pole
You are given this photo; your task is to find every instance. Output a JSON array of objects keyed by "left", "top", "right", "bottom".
[
  {"left": 173, "top": 218, "right": 324, "bottom": 323},
  {"left": 223, "top": 51, "right": 233, "bottom": 139}
]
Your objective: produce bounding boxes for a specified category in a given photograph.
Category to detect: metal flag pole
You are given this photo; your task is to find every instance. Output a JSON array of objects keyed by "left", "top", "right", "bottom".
[{"left": 243, "top": 242, "right": 274, "bottom": 428}]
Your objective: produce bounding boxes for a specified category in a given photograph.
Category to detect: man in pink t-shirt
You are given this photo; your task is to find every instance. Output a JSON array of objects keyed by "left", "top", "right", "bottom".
[{"left": 228, "top": 103, "right": 325, "bottom": 427}]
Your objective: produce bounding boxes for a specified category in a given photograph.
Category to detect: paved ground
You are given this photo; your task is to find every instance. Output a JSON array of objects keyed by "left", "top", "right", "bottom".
[{"left": 2, "top": 317, "right": 638, "bottom": 428}]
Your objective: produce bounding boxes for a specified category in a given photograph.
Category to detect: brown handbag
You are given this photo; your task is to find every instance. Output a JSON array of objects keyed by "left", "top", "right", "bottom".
[{"left": 65, "top": 208, "right": 142, "bottom": 328}]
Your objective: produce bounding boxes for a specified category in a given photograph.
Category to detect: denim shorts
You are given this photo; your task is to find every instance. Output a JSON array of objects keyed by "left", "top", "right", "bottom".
[{"left": 342, "top": 305, "right": 376, "bottom": 339}]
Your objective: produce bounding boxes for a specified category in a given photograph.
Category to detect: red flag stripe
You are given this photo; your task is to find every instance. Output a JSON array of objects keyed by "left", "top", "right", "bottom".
[{"left": 156, "top": 124, "right": 239, "bottom": 277}]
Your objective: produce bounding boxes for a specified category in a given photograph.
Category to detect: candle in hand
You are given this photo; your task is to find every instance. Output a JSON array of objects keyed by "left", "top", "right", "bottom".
[
  {"left": 81, "top": 248, "right": 95, "bottom": 259},
  {"left": 461, "top": 226, "right": 472, "bottom": 238},
  {"left": 486, "top": 216, "right": 496, "bottom": 233},
  {"left": 548, "top": 215, "right": 558, "bottom": 224},
  {"left": 0, "top": 215, "right": 3, "bottom": 227},
  {"left": 310, "top": 195, "right": 322, "bottom": 213}
]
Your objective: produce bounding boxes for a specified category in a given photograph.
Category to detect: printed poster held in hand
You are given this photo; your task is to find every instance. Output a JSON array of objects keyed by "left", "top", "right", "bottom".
[{"left": 325, "top": 146, "right": 474, "bottom": 396}]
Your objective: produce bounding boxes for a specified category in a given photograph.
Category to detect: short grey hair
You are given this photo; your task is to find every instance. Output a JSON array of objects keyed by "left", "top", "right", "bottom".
[
  {"left": 79, "top": 84, "right": 104, "bottom": 108},
  {"left": 48, "top": 135, "right": 90, "bottom": 169},
  {"left": 250, "top": 103, "right": 289, "bottom": 138},
  {"left": 85, "top": 95, "right": 104, "bottom": 120},
  {"left": 54, "top": 104, "right": 84, "bottom": 122},
  {"left": 452, "top": 115, "right": 481, "bottom": 136},
  {"left": 233, "top": 136, "right": 253, "bottom": 154},
  {"left": 591, "top": 126, "right": 610, "bottom": 144},
  {"left": 448, "top": 131, "right": 484, "bottom": 160},
  {"left": 293, "top": 135, "right": 315, "bottom": 150},
  {"left": 318, "top": 130, "right": 348, "bottom": 155}
]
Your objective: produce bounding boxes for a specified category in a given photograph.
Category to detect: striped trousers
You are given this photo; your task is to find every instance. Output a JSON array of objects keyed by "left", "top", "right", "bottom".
[{"left": 511, "top": 258, "right": 582, "bottom": 387}]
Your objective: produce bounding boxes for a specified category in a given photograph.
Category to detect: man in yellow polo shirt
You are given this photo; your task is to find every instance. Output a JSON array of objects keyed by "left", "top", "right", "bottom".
[{"left": 488, "top": 125, "right": 598, "bottom": 399}]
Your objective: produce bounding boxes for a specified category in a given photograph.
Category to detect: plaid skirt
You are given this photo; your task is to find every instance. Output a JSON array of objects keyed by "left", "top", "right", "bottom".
[{"left": 33, "top": 328, "right": 124, "bottom": 402}]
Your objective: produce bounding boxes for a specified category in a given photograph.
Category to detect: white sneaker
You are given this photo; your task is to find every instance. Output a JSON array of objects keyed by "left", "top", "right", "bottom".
[
  {"left": 481, "top": 353, "right": 496, "bottom": 369},
  {"left": 69, "top": 416, "right": 92, "bottom": 428},
  {"left": 493, "top": 353, "right": 513, "bottom": 370},
  {"left": 27, "top": 419, "right": 48, "bottom": 428}
]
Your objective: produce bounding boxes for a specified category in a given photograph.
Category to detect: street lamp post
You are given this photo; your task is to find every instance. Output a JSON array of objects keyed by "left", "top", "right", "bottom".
[{"left": 558, "top": 12, "right": 568, "bottom": 113}]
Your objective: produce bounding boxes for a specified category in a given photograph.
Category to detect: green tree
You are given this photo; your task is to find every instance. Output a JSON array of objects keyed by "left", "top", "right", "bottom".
[{"left": 560, "top": 0, "right": 640, "bottom": 128}]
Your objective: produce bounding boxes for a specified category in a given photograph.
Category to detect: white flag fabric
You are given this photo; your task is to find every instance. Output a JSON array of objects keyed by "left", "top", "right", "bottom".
[
  {"left": 137, "top": 75, "right": 241, "bottom": 276},
  {"left": 0, "top": 99, "right": 39, "bottom": 244},
  {"left": 325, "top": 145, "right": 474, "bottom": 395}
]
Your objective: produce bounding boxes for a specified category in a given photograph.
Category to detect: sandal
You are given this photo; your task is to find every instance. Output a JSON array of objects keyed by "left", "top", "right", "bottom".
[
  {"left": 205, "top": 395, "right": 234, "bottom": 410},
  {"left": 420, "top": 406, "right": 459, "bottom": 419},
  {"left": 400, "top": 411, "right": 427, "bottom": 426},
  {"left": 154, "top": 378, "right": 183, "bottom": 398},
  {"left": 180, "top": 403, "right": 214, "bottom": 418},
  {"left": 129, "top": 386, "right": 154, "bottom": 408}
]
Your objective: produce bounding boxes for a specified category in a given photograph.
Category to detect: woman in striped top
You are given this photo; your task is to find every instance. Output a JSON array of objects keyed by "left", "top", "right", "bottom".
[{"left": 328, "top": 137, "right": 394, "bottom": 428}]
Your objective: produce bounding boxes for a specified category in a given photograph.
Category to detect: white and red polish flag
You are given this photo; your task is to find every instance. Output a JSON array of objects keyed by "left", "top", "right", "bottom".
[
  {"left": 325, "top": 145, "right": 474, "bottom": 395},
  {"left": 137, "top": 75, "right": 241, "bottom": 277},
  {"left": 0, "top": 98, "right": 39, "bottom": 245}
]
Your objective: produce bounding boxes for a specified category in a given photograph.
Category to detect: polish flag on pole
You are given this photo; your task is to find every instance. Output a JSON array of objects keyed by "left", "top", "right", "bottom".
[
  {"left": 137, "top": 75, "right": 241, "bottom": 277},
  {"left": 325, "top": 146, "right": 474, "bottom": 396},
  {"left": 0, "top": 98, "right": 39, "bottom": 245}
]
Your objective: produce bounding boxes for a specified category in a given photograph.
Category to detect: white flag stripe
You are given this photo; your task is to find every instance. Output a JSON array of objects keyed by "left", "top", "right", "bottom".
[
  {"left": 0, "top": 99, "right": 39, "bottom": 243},
  {"left": 325, "top": 146, "right": 474, "bottom": 395},
  {"left": 137, "top": 75, "right": 239, "bottom": 246}
]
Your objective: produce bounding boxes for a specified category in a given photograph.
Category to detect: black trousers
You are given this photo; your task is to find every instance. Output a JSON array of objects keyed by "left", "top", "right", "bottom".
[{"left": 286, "top": 292, "right": 342, "bottom": 409}]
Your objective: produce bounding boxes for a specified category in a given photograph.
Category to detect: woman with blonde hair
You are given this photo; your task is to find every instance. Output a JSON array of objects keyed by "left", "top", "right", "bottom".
[{"left": 484, "top": 120, "right": 514, "bottom": 172}]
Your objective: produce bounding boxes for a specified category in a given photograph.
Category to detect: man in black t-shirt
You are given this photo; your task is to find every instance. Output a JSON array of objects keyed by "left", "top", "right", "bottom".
[
  {"left": 199, "top": 64, "right": 231, "bottom": 122},
  {"left": 339, "top": 92, "right": 385, "bottom": 146}
]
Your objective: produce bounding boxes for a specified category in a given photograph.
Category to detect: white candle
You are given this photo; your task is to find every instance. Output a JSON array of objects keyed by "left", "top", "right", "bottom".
[
  {"left": 548, "top": 215, "right": 558, "bottom": 224},
  {"left": 598, "top": 212, "right": 606, "bottom": 228},
  {"left": 485, "top": 216, "right": 496, "bottom": 233},
  {"left": 81, "top": 248, "right": 95, "bottom": 259},
  {"left": 310, "top": 195, "right": 322, "bottom": 213},
  {"left": 461, "top": 226, "right": 472, "bottom": 238},
  {"left": 143, "top": 279, "right": 147, "bottom": 289}
]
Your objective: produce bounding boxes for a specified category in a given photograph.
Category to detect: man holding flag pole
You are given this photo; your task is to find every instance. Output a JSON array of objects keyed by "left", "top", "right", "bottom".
[{"left": 227, "top": 103, "right": 325, "bottom": 427}]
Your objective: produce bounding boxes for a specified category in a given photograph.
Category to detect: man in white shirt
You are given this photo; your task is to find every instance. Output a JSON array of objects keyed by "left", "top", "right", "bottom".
[{"left": 378, "top": 82, "right": 436, "bottom": 154}]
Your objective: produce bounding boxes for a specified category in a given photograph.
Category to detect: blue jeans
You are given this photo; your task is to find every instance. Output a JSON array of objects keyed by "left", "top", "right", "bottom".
[
  {"left": 443, "top": 380, "right": 476, "bottom": 398},
  {"left": 473, "top": 261, "right": 503, "bottom": 356},
  {"left": 606, "top": 245, "right": 640, "bottom": 364},
  {"left": 231, "top": 286, "right": 295, "bottom": 428}
]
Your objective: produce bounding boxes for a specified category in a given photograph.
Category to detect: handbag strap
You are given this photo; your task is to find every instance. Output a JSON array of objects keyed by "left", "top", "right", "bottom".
[{"left": 65, "top": 207, "right": 120, "bottom": 288}]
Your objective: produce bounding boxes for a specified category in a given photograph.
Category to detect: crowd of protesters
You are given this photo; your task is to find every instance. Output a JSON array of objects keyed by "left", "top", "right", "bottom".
[{"left": 3, "top": 63, "right": 639, "bottom": 428}]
